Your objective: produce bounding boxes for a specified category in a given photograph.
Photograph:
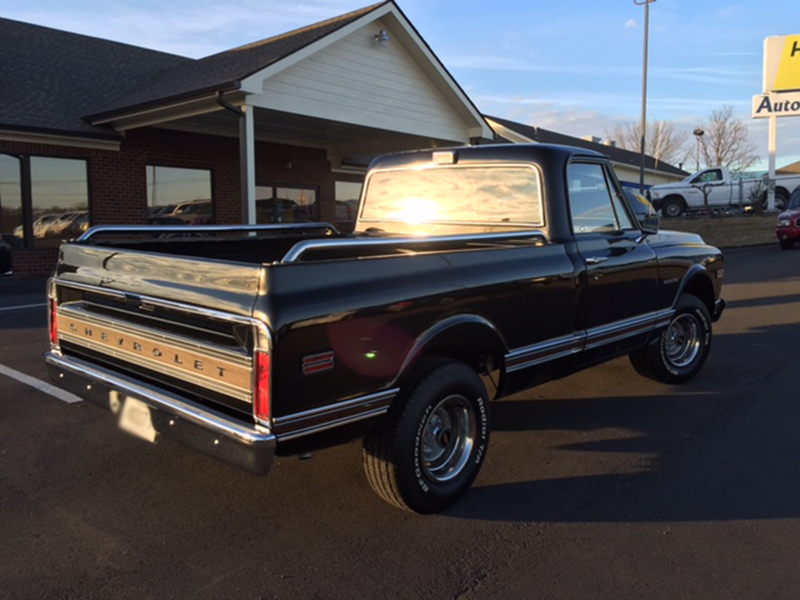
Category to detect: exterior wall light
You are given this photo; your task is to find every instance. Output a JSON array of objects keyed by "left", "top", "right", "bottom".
[{"left": 373, "top": 30, "right": 390, "bottom": 46}]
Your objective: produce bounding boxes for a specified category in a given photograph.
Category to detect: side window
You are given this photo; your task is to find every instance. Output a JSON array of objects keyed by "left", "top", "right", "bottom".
[
  {"left": 568, "top": 163, "right": 629, "bottom": 233},
  {"left": 694, "top": 169, "right": 722, "bottom": 183},
  {"left": 611, "top": 186, "right": 635, "bottom": 231}
]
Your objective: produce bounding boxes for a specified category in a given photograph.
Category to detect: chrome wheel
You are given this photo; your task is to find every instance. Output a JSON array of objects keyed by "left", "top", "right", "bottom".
[
  {"left": 664, "top": 314, "right": 701, "bottom": 368},
  {"left": 363, "top": 360, "right": 490, "bottom": 513},
  {"left": 420, "top": 394, "right": 476, "bottom": 483}
]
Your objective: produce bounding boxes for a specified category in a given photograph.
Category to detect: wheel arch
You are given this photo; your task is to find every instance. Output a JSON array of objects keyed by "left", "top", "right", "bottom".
[
  {"left": 675, "top": 266, "right": 715, "bottom": 316},
  {"left": 660, "top": 194, "right": 687, "bottom": 217},
  {"left": 391, "top": 315, "right": 508, "bottom": 397},
  {"left": 663, "top": 194, "right": 687, "bottom": 207}
]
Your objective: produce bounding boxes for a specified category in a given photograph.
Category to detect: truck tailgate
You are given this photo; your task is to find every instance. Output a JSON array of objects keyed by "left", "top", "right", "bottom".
[{"left": 55, "top": 243, "right": 265, "bottom": 317}]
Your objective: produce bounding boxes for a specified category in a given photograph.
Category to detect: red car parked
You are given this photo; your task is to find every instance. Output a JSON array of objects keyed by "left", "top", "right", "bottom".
[{"left": 776, "top": 188, "right": 800, "bottom": 250}]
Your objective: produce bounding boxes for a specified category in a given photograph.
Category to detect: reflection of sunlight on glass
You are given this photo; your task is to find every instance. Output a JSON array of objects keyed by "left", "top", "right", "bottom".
[{"left": 387, "top": 197, "right": 437, "bottom": 224}]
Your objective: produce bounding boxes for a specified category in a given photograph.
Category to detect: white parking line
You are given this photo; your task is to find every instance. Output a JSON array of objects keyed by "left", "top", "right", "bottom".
[
  {"left": 0, "top": 302, "right": 47, "bottom": 312},
  {"left": 0, "top": 363, "right": 82, "bottom": 404}
]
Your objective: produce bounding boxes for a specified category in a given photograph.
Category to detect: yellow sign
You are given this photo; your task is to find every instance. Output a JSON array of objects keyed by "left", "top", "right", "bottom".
[{"left": 764, "top": 35, "right": 800, "bottom": 92}]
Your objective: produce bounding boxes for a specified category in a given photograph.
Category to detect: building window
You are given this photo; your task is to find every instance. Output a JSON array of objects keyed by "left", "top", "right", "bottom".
[
  {"left": 147, "top": 166, "right": 213, "bottom": 225},
  {"left": 0, "top": 154, "right": 23, "bottom": 248},
  {"left": 0, "top": 154, "right": 89, "bottom": 248},
  {"left": 31, "top": 157, "right": 90, "bottom": 247},
  {"left": 335, "top": 181, "right": 362, "bottom": 232},
  {"left": 256, "top": 185, "right": 317, "bottom": 223}
]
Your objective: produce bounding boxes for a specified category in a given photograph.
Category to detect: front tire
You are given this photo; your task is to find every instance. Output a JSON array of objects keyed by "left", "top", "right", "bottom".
[
  {"left": 780, "top": 239, "right": 794, "bottom": 250},
  {"left": 363, "top": 360, "right": 490, "bottom": 514},
  {"left": 761, "top": 190, "right": 789, "bottom": 211},
  {"left": 776, "top": 190, "right": 789, "bottom": 211},
  {"left": 630, "top": 295, "right": 712, "bottom": 384}
]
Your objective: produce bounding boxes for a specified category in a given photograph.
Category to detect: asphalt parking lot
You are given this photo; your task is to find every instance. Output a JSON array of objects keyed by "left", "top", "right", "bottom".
[{"left": 1, "top": 245, "right": 799, "bottom": 599}]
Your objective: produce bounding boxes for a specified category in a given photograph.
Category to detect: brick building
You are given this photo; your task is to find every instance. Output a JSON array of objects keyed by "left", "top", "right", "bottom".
[{"left": 0, "top": 1, "right": 492, "bottom": 275}]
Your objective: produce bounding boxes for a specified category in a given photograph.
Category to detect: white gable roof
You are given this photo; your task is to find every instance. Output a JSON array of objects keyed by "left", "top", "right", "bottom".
[{"left": 240, "top": 2, "right": 492, "bottom": 143}]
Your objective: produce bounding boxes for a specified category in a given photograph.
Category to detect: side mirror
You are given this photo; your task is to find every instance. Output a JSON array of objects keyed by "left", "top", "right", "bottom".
[{"left": 639, "top": 214, "right": 660, "bottom": 233}]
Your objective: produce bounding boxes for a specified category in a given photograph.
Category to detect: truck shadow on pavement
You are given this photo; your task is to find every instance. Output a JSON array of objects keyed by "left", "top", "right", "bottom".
[
  {"left": 447, "top": 386, "right": 800, "bottom": 524},
  {"left": 447, "top": 323, "right": 798, "bottom": 523}
]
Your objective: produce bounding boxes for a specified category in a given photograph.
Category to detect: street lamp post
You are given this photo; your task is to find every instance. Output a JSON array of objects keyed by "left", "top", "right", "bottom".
[
  {"left": 634, "top": 0, "right": 655, "bottom": 195},
  {"left": 693, "top": 128, "right": 704, "bottom": 172}
]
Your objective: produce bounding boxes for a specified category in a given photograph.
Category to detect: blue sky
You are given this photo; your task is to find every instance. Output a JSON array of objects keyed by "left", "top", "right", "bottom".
[{"left": 3, "top": 0, "right": 799, "bottom": 170}]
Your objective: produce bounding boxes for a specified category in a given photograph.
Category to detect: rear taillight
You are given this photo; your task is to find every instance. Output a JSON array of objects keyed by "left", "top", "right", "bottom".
[
  {"left": 254, "top": 351, "right": 271, "bottom": 423},
  {"left": 49, "top": 297, "right": 59, "bottom": 347}
]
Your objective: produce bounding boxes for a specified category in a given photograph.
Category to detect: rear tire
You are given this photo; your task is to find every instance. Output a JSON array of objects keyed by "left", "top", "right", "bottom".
[
  {"left": 630, "top": 295, "right": 712, "bottom": 384},
  {"left": 662, "top": 198, "right": 684, "bottom": 218},
  {"left": 363, "top": 360, "right": 490, "bottom": 514}
]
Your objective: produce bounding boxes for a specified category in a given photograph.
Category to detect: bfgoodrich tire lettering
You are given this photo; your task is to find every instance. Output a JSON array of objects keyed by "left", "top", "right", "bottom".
[
  {"left": 629, "top": 294, "right": 712, "bottom": 384},
  {"left": 363, "top": 360, "right": 490, "bottom": 513}
]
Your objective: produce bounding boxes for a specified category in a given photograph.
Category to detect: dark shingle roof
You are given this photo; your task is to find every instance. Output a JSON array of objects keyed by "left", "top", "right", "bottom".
[
  {"left": 486, "top": 115, "right": 688, "bottom": 177},
  {"left": 0, "top": 2, "right": 388, "bottom": 137},
  {"left": 0, "top": 17, "right": 189, "bottom": 139},
  {"left": 91, "top": 2, "right": 388, "bottom": 120}
]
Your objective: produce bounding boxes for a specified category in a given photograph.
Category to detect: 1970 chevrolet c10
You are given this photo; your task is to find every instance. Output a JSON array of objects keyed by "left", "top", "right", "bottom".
[{"left": 46, "top": 144, "right": 725, "bottom": 513}]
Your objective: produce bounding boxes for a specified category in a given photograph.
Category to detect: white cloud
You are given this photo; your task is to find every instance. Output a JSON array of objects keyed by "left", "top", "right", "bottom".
[
  {"left": 479, "top": 95, "right": 800, "bottom": 172},
  {"left": 475, "top": 91, "right": 750, "bottom": 118},
  {"left": 718, "top": 4, "right": 744, "bottom": 19},
  {"left": 446, "top": 54, "right": 760, "bottom": 86},
  {"left": 625, "top": 19, "right": 637, "bottom": 30},
  {"left": 4, "top": 0, "right": 366, "bottom": 57}
]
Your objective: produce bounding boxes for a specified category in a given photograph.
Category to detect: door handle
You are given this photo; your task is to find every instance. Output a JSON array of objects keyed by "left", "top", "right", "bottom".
[{"left": 585, "top": 257, "right": 609, "bottom": 265}]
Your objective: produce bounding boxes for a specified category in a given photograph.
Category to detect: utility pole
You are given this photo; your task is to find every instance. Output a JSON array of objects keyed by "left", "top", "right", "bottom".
[{"left": 634, "top": 0, "right": 655, "bottom": 195}]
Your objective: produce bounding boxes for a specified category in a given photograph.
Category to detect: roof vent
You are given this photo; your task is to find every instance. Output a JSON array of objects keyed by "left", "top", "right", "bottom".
[{"left": 581, "top": 136, "right": 602, "bottom": 144}]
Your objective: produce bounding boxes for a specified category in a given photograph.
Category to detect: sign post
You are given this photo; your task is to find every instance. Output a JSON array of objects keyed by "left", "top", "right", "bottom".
[{"left": 757, "top": 35, "right": 800, "bottom": 210}]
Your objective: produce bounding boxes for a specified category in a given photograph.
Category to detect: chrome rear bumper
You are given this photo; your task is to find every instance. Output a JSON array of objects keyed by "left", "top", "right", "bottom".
[{"left": 45, "top": 351, "right": 275, "bottom": 476}]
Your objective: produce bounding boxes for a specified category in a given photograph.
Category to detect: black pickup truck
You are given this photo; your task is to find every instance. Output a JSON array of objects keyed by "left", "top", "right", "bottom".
[{"left": 46, "top": 144, "right": 724, "bottom": 513}]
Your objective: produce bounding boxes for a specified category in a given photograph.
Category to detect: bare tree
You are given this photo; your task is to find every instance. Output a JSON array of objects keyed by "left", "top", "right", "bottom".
[
  {"left": 607, "top": 120, "right": 690, "bottom": 167},
  {"left": 696, "top": 106, "right": 759, "bottom": 172}
]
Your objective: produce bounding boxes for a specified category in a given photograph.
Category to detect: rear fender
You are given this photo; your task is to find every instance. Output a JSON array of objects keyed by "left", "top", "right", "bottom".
[{"left": 391, "top": 315, "right": 508, "bottom": 395}]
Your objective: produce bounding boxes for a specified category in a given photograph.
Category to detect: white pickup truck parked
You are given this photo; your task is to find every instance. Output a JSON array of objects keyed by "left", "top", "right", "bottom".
[{"left": 648, "top": 166, "right": 800, "bottom": 217}]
